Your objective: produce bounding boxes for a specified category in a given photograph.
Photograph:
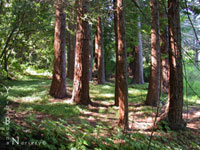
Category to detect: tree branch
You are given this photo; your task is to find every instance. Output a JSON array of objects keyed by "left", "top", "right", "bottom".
[
  {"left": 130, "top": 0, "right": 151, "bottom": 25},
  {"left": 184, "top": 0, "right": 200, "bottom": 45},
  {"left": 0, "top": 26, "right": 17, "bottom": 60}
]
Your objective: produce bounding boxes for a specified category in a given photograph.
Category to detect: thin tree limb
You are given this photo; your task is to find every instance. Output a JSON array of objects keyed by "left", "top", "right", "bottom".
[
  {"left": 184, "top": 0, "right": 200, "bottom": 45},
  {"left": 130, "top": 0, "right": 151, "bottom": 25},
  {"left": 0, "top": 26, "right": 17, "bottom": 60}
]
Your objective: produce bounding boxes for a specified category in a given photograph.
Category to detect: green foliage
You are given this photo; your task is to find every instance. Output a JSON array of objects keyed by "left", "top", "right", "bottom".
[
  {"left": 0, "top": 0, "right": 199, "bottom": 149},
  {"left": 0, "top": 0, "right": 54, "bottom": 76},
  {"left": 183, "top": 64, "right": 200, "bottom": 105}
]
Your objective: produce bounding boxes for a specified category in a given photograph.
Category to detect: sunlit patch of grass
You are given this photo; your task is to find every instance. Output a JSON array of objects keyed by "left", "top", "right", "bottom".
[
  {"left": 90, "top": 82, "right": 115, "bottom": 103},
  {"left": 25, "top": 66, "right": 52, "bottom": 77},
  {"left": 16, "top": 103, "right": 85, "bottom": 119},
  {"left": 5, "top": 77, "right": 51, "bottom": 105},
  {"left": 128, "top": 84, "right": 148, "bottom": 104},
  {"left": 184, "top": 96, "right": 200, "bottom": 106}
]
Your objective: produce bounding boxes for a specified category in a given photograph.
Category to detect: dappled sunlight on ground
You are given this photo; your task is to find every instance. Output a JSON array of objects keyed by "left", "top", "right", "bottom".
[
  {"left": 2, "top": 75, "right": 200, "bottom": 149},
  {"left": 183, "top": 106, "right": 200, "bottom": 130}
]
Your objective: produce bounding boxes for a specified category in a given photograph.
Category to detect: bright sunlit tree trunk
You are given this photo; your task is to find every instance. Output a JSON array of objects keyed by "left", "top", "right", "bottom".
[
  {"left": 145, "top": 0, "right": 161, "bottom": 106},
  {"left": 50, "top": 0, "right": 67, "bottom": 98},
  {"left": 71, "top": 0, "right": 91, "bottom": 105},
  {"left": 168, "top": 0, "right": 185, "bottom": 130},
  {"left": 116, "top": 0, "right": 129, "bottom": 130}
]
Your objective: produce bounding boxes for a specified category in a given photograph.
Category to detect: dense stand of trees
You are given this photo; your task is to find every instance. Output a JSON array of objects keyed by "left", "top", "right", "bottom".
[{"left": 1, "top": 0, "right": 200, "bottom": 130}]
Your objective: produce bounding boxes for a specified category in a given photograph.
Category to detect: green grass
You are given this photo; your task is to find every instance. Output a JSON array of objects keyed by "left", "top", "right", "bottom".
[{"left": 0, "top": 65, "right": 200, "bottom": 150}]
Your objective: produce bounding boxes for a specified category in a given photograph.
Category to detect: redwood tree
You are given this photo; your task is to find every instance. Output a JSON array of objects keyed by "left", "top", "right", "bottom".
[
  {"left": 168, "top": 0, "right": 185, "bottom": 130},
  {"left": 145, "top": 0, "right": 161, "bottom": 106},
  {"left": 116, "top": 0, "right": 128, "bottom": 129},
  {"left": 50, "top": 0, "right": 67, "bottom": 98},
  {"left": 71, "top": 0, "right": 91, "bottom": 105},
  {"left": 95, "top": 17, "right": 106, "bottom": 84},
  {"left": 114, "top": 0, "right": 119, "bottom": 106}
]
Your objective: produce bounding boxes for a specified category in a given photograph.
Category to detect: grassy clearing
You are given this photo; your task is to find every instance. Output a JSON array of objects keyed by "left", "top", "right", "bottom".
[{"left": 0, "top": 69, "right": 200, "bottom": 150}]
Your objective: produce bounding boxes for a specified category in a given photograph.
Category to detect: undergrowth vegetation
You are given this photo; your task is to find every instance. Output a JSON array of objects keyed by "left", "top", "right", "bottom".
[{"left": 0, "top": 67, "right": 200, "bottom": 150}]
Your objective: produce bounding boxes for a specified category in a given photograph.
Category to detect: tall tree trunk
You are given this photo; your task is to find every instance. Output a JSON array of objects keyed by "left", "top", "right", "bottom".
[
  {"left": 89, "top": 25, "right": 93, "bottom": 81},
  {"left": 114, "top": 0, "right": 119, "bottom": 106},
  {"left": 116, "top": 0, "right": 128, "bottom": 130},
  {"left": 93, "top": 34, "right": 98, "bottom": 77},
  {"left": 50, "top": 0, "right": 67, "bottom": 98},
  {"left": 160, "top": 3, "right": 169, "bottom": 94},
  {"left": 95, "top": 17, "right": 106, "bottom": 84},
  {"left": 67, "top": 23, "right": 76, "bottom": 80},
  {"left": 132, "top": 16, "right": 144, "bottom": 84},
  {"left": 168, "top": 0, "right": 185, "bottom": 130},
  {"left": 71, "top": 0, "right": 91, "bottom": 105},
  {"left": 145, "top": 0, "right": 161, "bottom": 106}
]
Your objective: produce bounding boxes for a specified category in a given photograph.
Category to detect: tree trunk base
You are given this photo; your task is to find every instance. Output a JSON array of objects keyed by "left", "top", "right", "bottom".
[
  {"left": 49, "top": 91, "right": 67, "bottom": 99},
  {"left": 72, "top": 97, "right": 92, "bottom": 106},
  {"left": 156, "top": 113, "right": 186, "bottom": 131},
  {"left": 144, "top": 101, "right": 158, "bottom": 107}
]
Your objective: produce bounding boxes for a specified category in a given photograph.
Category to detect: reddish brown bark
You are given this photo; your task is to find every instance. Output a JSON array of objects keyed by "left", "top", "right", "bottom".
[
  {"left": 50, "top": 0, "right": 67, "bottom": 98},
  {"left": 93, "top": 50, "right": 98, "bottom": 73},
  {"left": 116, "top": 0, "right": 128, "bottom": 129},
  {"left": 114, "top": 0, "right": 119, "bottom": 106},
  {"left": 168, "top": 0, "right": 185, "bottom": 130},
  {"left": 145, "top": 0, "right": 161, "bottom": 106},
  {"left": 95, "top": 17, "right": 106, "bottom": 84},
  {"left": 71, "top": 0, "right": 91, "bottom": 105}
]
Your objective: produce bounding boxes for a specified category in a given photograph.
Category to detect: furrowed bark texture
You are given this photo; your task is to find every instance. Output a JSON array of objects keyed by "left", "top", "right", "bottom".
[
  {"left": 71, "top": 0, "right": 91, "bottom": 105},
  {"left": 95, "top": 17, "right": 106, "bottom": 84},
  {"left": 145, "top": 0, "right": 161, "bottom": 106},
  {"left": 114, "top": 0, "right": 119, "bottom": 106},
  {"left": 50, "top": 0, "right": 67, "bottom": 98},
  {"left": 168, "top": 0, "right": 185, "bottom": 130},
  {"left": 116, "top": 0, "right": 128, "bottom": 129}
]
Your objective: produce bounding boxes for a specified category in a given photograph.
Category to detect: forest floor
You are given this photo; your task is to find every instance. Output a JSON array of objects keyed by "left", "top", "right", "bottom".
[{"left": 0, "top": 73, "right": 200, "bottom": 150}]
